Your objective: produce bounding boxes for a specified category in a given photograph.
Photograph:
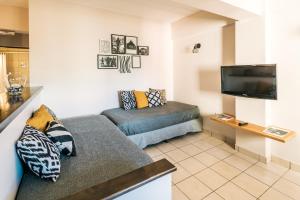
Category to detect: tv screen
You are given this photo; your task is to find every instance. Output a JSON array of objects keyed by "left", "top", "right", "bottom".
[{"left": 221, "top": 65, "right": 277, "bottom": 100}]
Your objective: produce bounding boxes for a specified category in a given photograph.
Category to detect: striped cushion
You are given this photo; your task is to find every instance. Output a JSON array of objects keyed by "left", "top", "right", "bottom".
[
  {"left": 45, "top": 121, "right": 76, "bottom": 156},
  {"left": 16, "top": 126, "right": 61, "bottom": 182}
]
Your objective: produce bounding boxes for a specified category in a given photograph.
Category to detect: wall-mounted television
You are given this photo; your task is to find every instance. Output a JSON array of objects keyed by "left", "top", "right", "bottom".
[{"left": 221, "top": 65, "right": 277, "bottom": 100}]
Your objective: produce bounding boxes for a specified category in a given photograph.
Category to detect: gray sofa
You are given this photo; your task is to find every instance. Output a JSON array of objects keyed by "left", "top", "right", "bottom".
[
  {"left": 102, "top": 101, "right": 202, "bottom": 148},
  {"left": 16, "top": 115, "right": 152, "bottom": 200}
]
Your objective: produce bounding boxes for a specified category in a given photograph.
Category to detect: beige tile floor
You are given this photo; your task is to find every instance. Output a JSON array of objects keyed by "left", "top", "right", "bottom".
[{"left": 144, "top": 131, "right": 300, "bottom": 200}]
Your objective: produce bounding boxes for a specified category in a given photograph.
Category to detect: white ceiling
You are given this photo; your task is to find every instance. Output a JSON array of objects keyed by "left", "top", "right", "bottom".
[
  {"left": 0, "top": 0, "right": 28, "bottom": 8},
  {"left": 0, "top": 0, "right": 260, "bottom": 22},
  {"left": 62, "top": 0, "right": 199, "bottom": 22}
]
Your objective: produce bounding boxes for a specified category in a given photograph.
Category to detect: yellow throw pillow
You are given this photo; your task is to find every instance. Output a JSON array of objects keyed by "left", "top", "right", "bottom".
[
  {"left": 134, "top": 91, "right": 148, "bottom": 109},
  {"left": 26, "top": 105, "right": 54, "bottom": 132}
]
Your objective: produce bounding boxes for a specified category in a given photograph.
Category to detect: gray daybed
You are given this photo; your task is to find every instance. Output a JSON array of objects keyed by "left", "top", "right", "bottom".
[
  {"left": 102, "top": 101, "right": 202, "bottom": 148},
  {"left": 16, "top": 115, "right": 175, "bottom": 200}
]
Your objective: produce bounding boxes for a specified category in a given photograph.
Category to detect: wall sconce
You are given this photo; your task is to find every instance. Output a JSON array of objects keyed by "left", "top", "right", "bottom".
[{"left": 192, "top": 43, "right": 201, "bottom": 53}]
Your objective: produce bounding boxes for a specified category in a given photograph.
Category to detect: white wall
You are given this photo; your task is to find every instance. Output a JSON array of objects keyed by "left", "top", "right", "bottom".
[
  {"left": 29, "top": 0, "right": 173, "bottom": 118},
  {"left": 265, "top": 0, "right": 300, "bottom": 164},
  {"left": 172, "top": 12, "right": 236, "bottom": 143}
]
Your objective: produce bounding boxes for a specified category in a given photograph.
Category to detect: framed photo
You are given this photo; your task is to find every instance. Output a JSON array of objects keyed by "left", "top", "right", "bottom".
[
  {"left": 138, "top": 46, "right": 149, "bottom": 56},
  {"left": 97, "top": 54, "right": 118, "bottom": 69},
  {"left": 119, "top": 55, "right": 132, "bottom": 73},
  {"left": 111, "top": 34, "right": 125, "bottom": 54},
  {"left": 132, "top": 55, "right": 141, "bottom": 68},
  {"left": 125, "top": 36, "right": 138, "bottom": 54},
  {"left": 99, "top": 39, "right": 111, "bottom": 54}
]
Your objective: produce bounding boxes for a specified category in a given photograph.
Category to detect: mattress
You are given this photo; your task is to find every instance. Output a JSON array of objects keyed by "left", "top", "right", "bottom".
[
  {"left": 128, "top": 119, "right": 202, "bottom": 149},
  {"left": 101, "top": 101, "right": 200, "bottom": 136},
  {"left": 16, "top": 115, "right": 152, "bottom": 200}
]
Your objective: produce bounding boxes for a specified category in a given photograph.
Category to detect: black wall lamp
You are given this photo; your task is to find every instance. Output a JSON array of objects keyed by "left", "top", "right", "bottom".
[{"left": 192, "top": 43, "right": 201, "bottom": 53}]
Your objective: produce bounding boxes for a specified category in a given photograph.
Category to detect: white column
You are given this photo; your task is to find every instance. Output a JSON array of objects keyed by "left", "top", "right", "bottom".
[{"left": 235, "top": 97, "right": 271, "bottom": 162}]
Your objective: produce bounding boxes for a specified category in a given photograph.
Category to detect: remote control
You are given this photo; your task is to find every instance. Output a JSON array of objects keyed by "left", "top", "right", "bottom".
[{"left": 238, "top": 121, "right": 248, "bottom": 126}]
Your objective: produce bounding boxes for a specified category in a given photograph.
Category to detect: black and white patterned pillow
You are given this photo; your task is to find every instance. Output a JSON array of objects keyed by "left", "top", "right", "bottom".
[
  {"left": 146, "top": 91, "right": 161, "bottom": 107},
  {"left": 16, "top": 126, "right": 61, "bottom": 182},
  {"left": 45, "top": 121, "right": 76, "bottom": 156},
  {"left": 120, "top": 90, "right": 136, "bottom": 110}
]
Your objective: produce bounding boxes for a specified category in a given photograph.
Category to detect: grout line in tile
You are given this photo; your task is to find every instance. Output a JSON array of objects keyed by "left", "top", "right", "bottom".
[
  {"left": 146, "top": 133, "right": 297, "bottom": 200},
  {"left": 257, "top": 169, "right": 296, "bottom": 200},
  {"left": 173, "top": 184, "right": 191, "bottom": 200}
]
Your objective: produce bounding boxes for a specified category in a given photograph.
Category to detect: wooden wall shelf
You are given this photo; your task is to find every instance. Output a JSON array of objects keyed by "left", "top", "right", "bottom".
[{"left": 210, "top": 115, "right": 295, "bottom": 143}]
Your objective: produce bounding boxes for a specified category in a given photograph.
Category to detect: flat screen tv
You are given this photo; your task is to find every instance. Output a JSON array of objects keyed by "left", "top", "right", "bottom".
[{"left": 221, "top": 65, "right": 277, "bottom": 100}]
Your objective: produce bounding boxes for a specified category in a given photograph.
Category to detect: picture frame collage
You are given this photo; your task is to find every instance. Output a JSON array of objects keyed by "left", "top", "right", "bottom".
[{"left": 98, "top": 34, "right": 149, "bottom": 72}]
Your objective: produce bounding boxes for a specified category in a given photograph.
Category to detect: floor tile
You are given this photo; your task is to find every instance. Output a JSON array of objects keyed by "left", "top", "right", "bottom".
[
  {"left": 203, "top": 193, "right": 224, "bottom": 200},
  {"left": 245, "top": 165, "right": 280, "bottom": 186},
  {"left": 179, "top": 157, "right": 206, "bottom": 174},
  {"left": 204, "top": 137, "right": 224, "bottom": 146},
  {"left": 169, "top": 137, "right": 191, "bottom": 148},
  {"left": 156, "top": 142, "right": 176, "bottom": 153},
  {"left": 194, "top": 152, "right": 219, "bottom": 167},
  {"left": 216, "top": 182, "right": 256, "bottom": 200},
  {"left": 166, "top": 149, "right": 190, "bottom": 162},
  {"left": 172, "top": 163, "right": 191, "bottom": 184},
  {"left": 259, "top": 188, "right": 293, "bottom": 200},
  {"left": 224, "top": 155, "right": 253, "bottom": 171},
  {"left": 195, "top": 168, "right": 228, "bottom": 190},
  {"left": 218, "top": 143, "right": 237, "bottom": 154},
  {"left": 172, "top": 185, "right": 189, "bottom": 200},
  {"left": 284, "top": 170, "right": 300, "bottom": 186},
  {"left": 273, "top": 178, "right": 300, "bottom": 199},
  {"left": 232, "top": 173, "right": 268, "bottom": 198},
  {"left": 256, "top": 162, "right": 288, "bottom": 176},
  {"left": 207, "top": 147, "right": 232, "bottom": 160},
  {"left": 211, "top": 161, "right": 241, "bottom": 180},
  {"left": 152, "top": 153, "right": 176, "bottom": 164},
  {"left": 184, "top": 132, "right": 209, "bottom": 143},
  {"left": 144, "top": 146, "right": 162, "bottom": 158},
  {"left": 235, "top": 152, "right": 258, "bottom": 164},
  {"left": 177, "top": 176, "right": 212, "bottom": 200},
  {"left": 192, "top": 140, "right": 214, "bottom": 151},
  {"left": 180, "top": 144, "right": 203, "bottom": 156}
]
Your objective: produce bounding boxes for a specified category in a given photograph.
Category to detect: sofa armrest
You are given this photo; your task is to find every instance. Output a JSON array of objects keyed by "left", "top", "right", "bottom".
[{"left": 60, "top": 159, "right": 176, "bottom": 200}]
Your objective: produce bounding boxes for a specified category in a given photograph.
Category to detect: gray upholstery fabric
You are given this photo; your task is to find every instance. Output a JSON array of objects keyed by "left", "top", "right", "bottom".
[
  {"left": 16, "top": 115, "right": 152, "bottom": 200},
  {"left": 129, "top": 119, "right": 202, "bottom": 149},
  {"left": 101, "top": 101, "right": 200, "bottom": 136}
]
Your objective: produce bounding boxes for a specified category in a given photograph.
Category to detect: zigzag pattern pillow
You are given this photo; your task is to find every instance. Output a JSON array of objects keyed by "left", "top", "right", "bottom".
[
  {"left": 120, "top": 90, "right": 136, "bottom": 110},
  {"left": 16, "top": 126, "right": 61, "bottom": 182},
  {"left": 146, "top": 91, "right": 161, "bottom": 107},
  {"left": 45, "top": 121, "right": 76, "bottom": 156}
]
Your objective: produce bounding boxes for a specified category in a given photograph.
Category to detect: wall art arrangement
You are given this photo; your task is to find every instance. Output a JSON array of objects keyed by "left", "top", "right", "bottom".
[{"left": 97, "top": 34, "right": 148, "bottom": 73}]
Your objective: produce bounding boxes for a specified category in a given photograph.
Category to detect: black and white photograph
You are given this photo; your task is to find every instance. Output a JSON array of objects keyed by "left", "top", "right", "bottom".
[
  {"left": 99, "top": 39, "right": 111, "bottom": 54},
  {"left": 119, "top": 55, "right": 132, "bottom": 73},
  {"left": 111, "top": 34, "right": 125, "bottom": 54},
  {"left": 132, "top": 55, "right": 141, "bottom": 69},
  {"left": 97, "top": 54, "right": 118, "bottom": 69},
  {"left": 125, "top": 36, "right": 138, "bottom": 54},
  {"left": 138, "top": 46, "right": 149, "bottom": 56}
]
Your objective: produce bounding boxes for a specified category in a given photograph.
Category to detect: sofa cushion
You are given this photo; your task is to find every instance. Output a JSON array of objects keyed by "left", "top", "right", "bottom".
[
  {"left": 26, "top": 105, "right": 54, "bottom": 132},
  {"left": 16, "top": 115, "right": 152, "bottom": 200},
  {"left": 45, "top": 121, "right": 76, "bottom": 156},
  {"left": 146, "top": 90, "right": 161, "bottom": 107},
  {"left": 120, "top": 90, "right": 136, "bottom": 110},
  {"left": 149, "top": 88, "right": 167, "bottom": 105},
  {"left": 133, "top": 90, "right": 148, "bottom": 109},
  {"left": 16, "top": 126, "right": 61, "bottom": 182}
]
